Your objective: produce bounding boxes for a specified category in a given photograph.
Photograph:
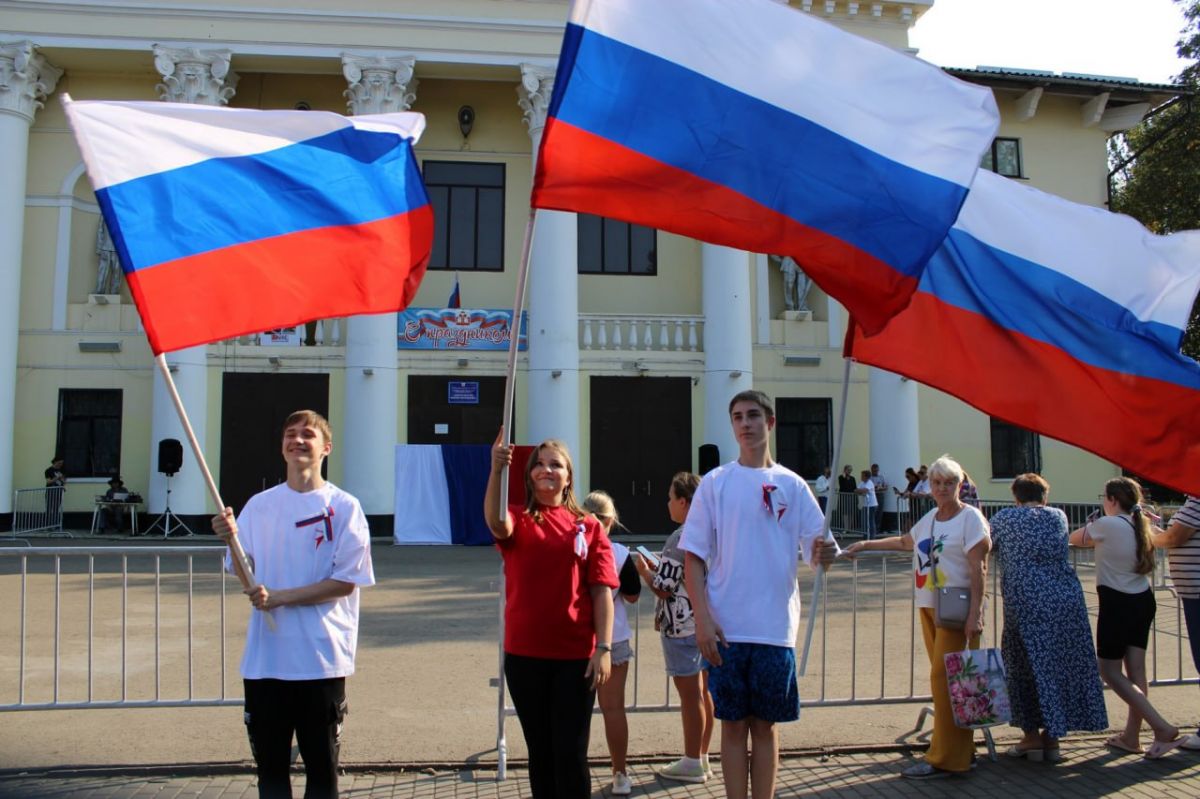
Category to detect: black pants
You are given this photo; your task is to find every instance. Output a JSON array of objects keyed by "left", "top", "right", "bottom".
[
  {"left": 504, "top": 653, "right": 596, "bottom": 799},
  {"left": 243, "top": 678, "right": 346, "bottom": 799}
]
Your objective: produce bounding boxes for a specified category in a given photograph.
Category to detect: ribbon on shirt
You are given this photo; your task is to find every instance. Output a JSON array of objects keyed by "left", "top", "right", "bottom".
[
  {"left": 296, "top": 507, "right": 335, "bottom": 549},
  {"left": 573, "top": 521, "right": 588, "bottom": 560}
]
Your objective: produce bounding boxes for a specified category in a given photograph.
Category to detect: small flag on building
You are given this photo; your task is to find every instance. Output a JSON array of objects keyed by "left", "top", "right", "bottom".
[{"left": 448, "top": 274, "right": 462, "bottom": 309}]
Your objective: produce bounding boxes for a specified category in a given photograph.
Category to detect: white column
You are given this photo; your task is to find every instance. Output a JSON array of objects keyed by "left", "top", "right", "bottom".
[
  {"left": 340, "top": 53, "right": 416, "bottom": 515},
  {"left": 827, "top": 294, "right": 844, "bottom": 348},
  {"left": 0, "top": 42, "right": 60, "bottom": 517},
  {"left": 702, "top": 243, "right": 753, "bottom": 465},
  {"left": 868, "top": 367, "right": 919, "bottom": 515},
  {"left": 519, "top": 64, "right": 580, "bottom": 460},
  {"left": 147, "top": 47, "right": 236, "bottom": 516}
]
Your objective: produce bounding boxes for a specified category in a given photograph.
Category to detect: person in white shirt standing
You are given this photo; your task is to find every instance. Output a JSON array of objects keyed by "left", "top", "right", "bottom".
[
  {"left": 681, "top": 390, "right": 837, "bottom": 799},
  {"left": 212, "top": 410, "right": 375, "bottom": 799},
  {"left": 813, "top": 466, "right": 832, "bottom": 513}
]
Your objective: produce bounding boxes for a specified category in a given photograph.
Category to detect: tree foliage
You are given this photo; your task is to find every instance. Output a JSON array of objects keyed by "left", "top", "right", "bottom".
[{"left": 1108, "top": 0, "right": 1200, "bottom": 358}]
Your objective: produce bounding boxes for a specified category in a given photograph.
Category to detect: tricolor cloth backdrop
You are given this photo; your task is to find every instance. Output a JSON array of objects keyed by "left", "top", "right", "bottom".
[{"left": 394, "top": 445, "right": 532, "bottom": 545}]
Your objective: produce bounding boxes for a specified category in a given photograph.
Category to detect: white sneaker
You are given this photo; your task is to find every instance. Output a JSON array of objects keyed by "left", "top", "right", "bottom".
[
  {"left": 1181, "top": 733, "right": 1200, "bottom": 751},
  {"left": 658, "top": 758, "right": 708, "bottom": 783},
  {"left": 611, "top": 771, "right": 632, "bottom": 795}
]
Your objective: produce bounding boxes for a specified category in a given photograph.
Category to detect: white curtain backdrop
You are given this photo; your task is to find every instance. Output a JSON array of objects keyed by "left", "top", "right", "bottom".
[{"left": 393, "top": 445, "right": 453, "bottom": 544}]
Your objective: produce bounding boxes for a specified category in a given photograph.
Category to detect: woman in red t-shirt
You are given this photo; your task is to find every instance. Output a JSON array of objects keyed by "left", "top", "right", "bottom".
[{"left": 484, "top": 427, "right": 618, "bottom": 799}]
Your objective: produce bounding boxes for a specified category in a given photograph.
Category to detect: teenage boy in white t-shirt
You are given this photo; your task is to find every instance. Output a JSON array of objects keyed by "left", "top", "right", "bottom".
[
  {"left": 680, "top": 390, "right": 837, "bottom": 799},
  {"left": 212, "top": 410, "right": 375, "bottom": 799}
]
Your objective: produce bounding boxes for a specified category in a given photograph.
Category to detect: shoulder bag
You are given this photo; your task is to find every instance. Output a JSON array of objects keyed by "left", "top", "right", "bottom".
[{"left": 931, "top": 519, "right": 971, "bottom": 630}]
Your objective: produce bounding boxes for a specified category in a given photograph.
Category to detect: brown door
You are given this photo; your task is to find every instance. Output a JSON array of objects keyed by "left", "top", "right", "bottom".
[
  {"left": 590, "top": 377, "right": 691, "bottom": 535},
  {"left": 219, "top": 373, "right": 329, "bottom": 514},
  {"left": 407, "top": 375, "right": 509, "bottom": 444}
]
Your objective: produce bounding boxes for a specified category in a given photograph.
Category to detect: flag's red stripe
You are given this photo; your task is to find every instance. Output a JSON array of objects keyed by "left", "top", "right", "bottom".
[
  {"left": 533, "top": 118, "right": 917, "bottom": 334},
  {"left": 127, "top": 207, "right": 433, "bottom": 354},
  {"left": 852, "top": 293, "right": 1200, "bottom": 496}
]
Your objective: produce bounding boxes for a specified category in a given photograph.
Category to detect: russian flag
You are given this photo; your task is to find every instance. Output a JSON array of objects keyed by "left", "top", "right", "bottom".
[
  {"left": 850, "top": 169, "right": 1200, "bottom": 496},
  {"left": 532, "top": 0, "right": 999, "bottom": 333},
  {"left": 447, "top": 274, "right": 462, "bottom": 309},
  {"left": 63, "top": 98, "right": 434, "bottom": 354}
]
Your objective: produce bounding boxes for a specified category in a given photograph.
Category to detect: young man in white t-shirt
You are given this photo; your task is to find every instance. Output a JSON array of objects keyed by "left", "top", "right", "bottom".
[
  {"left": 212, "top": 410, "right": 375, "bottom": 799},
  {"left": 680, "top": 390, "right": 837, "bottom": 799}
]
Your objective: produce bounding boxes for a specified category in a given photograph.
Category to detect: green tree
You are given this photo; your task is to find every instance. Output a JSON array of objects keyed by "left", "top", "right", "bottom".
[{"left": 1108, "top": 0, "right": 1200, "bottom": 358}]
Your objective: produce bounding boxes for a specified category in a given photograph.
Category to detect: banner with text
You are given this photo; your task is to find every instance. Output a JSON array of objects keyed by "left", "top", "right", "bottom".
[{"left": 397, "top": 308, "right": 528, "bottom": 351}]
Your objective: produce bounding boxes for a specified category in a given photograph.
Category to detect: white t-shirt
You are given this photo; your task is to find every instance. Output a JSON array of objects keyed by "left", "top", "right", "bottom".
[
  {"left": 611, "top": 541, "right": 633, "bottom": 644},
  {"left": 1089, "top": 514, "right": 1152, "bottom": 594},
  {"left": 914, "top": 478, "right": 931, "bottom": 495},
  {"left": 679, "top": 461, "right": 824, "bottom": 647},
  {"left": 814, "top": 475, "right": 831, "bottom": 499},
  {"left": 909, "top": 505, "right": 989, "bottom": 609},
  {"left": 227, "top": 482, "right": 375, "bottom": 680},
  {"left": 860, "top": 478, "right": 878, "bottom": 508}
]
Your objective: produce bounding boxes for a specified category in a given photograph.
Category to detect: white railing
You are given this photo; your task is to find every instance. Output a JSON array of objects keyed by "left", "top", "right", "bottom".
[
  {"left": 10, "top": 487, "right": 67, "bottom": 539},
  {"left": 580, "top": 314, "right": 703, "bottom": 352}
]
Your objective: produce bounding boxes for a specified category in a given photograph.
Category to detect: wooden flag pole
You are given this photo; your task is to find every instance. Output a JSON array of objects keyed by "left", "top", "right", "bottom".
[
  {"left": 153, "top": 354, "right": 274, "bottom": 629},
  {"left": 497, "top": 208, "right": 538, "bottom": 516},
  {"left": 798, "top": 354, "right": 853, "bottom": 675}
]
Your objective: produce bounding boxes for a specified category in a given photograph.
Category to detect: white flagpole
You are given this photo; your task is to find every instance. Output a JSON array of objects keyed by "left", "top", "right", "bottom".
[
  {"left": 153, "top": 354, "right": 274, "bottom": 629},
  {"left": 798, "top": 353, "right": 853, "bottom": 675}
]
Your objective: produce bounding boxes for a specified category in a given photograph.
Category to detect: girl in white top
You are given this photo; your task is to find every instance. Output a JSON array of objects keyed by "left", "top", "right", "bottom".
[
  {"left": 583, "top": 491, "right": 642, "bottom": 796},
  {"left": 1070, "top": 477, "right": 1181, "bottom": 759},
  {"left": 846, "top": 454, "right": 990, "bottom": 779}
]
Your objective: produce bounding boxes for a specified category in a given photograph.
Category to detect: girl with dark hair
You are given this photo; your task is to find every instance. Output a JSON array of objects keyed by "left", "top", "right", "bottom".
[
  {"left": 484, "top": 429, "right": 618, "bottom": 798},
  {"left": 1070, "top": 477, "right": 1182, "bottom": 759}
]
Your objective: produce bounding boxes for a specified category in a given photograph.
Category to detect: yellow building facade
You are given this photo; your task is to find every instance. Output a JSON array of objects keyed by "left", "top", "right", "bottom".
[{"left": 1, "top": 0, "right": 1179, "bottom": 533}]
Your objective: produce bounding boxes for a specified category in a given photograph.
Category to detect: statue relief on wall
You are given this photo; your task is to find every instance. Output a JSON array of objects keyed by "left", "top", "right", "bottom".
[
  {"left": 94, "top": 219, "right": 122, "bottom": 296},
  {"left": 771, "top": 254, "right": 812, "bottom": 313}
]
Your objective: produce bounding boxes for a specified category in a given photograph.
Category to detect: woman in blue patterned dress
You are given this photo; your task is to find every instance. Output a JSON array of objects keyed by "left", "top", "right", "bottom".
[{"left": 990, "top": 473, "right": 1107, "bottom": 761}]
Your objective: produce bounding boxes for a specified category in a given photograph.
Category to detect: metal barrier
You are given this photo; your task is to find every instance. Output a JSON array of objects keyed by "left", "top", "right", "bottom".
[
  {"left": 0, "top": 546, "right": 240, "bottom": 711},
  {"left": 493, "top": 537, "right": 1199, "bottom": 779},
  {"left": 10, "top": 487, "right": 68, "bottom": 539}
]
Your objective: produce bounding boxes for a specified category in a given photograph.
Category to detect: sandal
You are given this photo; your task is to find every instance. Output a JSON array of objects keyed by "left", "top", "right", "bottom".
[
  {"left": 1145, "top": 738, "right": 1184, "bottom": 760},
  {"left": 1106, "top": 735, "right": 1143, "bottom": 755},
  {"left": 1005, "top": 745, "right": 1043, "bottom": 761}
]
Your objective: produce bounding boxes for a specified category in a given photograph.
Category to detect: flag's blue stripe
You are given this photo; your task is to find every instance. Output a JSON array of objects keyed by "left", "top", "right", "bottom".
[
  {"left": 925, "top": 229, "right": 1200, "bottom": 388},
  {"left": 96, "top": 128, "right": 429, "bottom": 272},
  {"left": 551, "top": 24, "right": 968, "bottom": 278}
]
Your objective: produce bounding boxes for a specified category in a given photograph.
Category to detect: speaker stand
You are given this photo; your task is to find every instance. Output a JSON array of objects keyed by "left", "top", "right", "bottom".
[{"left": 145, "top": 474, "right": 195, "bottom": 538}]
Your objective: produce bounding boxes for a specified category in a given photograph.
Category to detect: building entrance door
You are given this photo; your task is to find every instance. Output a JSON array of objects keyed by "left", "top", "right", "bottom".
[
  {"left": 219, "top": 373, "right": 330, "bottom": 514},
  {"left": 590, "top": 377, "right": 691, "bottom": 536},
  {"left": 407, "top": 375, "right": 508, "bottom": 444}
]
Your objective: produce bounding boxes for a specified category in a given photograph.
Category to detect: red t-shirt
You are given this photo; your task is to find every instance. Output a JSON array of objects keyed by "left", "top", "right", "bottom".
[{"left": 497, "top": 504, "right": 618, "bottom": 659}]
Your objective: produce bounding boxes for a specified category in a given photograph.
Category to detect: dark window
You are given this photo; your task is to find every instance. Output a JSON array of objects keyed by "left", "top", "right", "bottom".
[
  {"left": 578, "top": 214, "right": 657, "bottom": 275},
  {"left": 776, "top": 398, "right": 832, "bottom": 480},
  {"left": 424, "top": 161, "right": 505, "bottom": 271},
  {"left": 981, "top": 138, "right": 1023, "bottom": 178},
  {"left": 990, "top": 417, "right": 1041, "bottom": 478},
  {"left": 56, "top": 389, "right": 122, "bottom": 478}
]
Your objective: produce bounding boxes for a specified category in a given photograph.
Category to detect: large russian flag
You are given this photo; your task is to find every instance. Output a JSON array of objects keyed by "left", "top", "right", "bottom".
[
  {"left": 850, "top": 169, "right": 1200, "bottom": 496},
  {"left": 532, "top": 0, "right": 999, "bottom": 333},
  {"left": 63, "top": 99, "right": 434, "bottom": 354}
]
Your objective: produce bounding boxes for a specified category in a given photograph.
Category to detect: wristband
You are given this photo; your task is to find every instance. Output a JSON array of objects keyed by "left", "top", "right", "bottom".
[{"left": 595, "top": 642, "right": 612, "bottom": 653}]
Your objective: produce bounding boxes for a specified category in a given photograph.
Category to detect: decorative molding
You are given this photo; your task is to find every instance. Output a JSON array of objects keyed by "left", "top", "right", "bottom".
[
  {"left": 52, "top": 161, "right": 91, "bottom": 331},
  {"left": 342, "top": 53, "right": 418, "bottom": 115},
  {"left": 0, "top": 40, "right": 62, "bottom": 122},
  {"left": 848, "top": 2, "right": 860, "bottom": 16},
  {"left": 153, "top": 45, "right": 237, "bottom": 105},
  {"left": 517, "top": 63, "right": 555, "bottom": 139},
  {"left": 1081, "top": 91, "right": 1110, "bottom": 129},
  {"left": 1014, "top": 86, "right": 1043, "bottom": 122},
  {"left": 1099, "top": 102, "right": 1151, "bottom": 133}
]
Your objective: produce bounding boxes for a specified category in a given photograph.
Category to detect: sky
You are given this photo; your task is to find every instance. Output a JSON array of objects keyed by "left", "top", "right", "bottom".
[{"left": 910, "top": 0, "right": 1192, "bottom": 85}]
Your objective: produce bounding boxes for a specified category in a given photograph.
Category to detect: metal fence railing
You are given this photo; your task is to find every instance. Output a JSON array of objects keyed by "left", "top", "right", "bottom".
[
  {"left": 9, "top": 487, "right": 67, "bottom": 539},
  {"left": 0, "top": 546, "right": 239, "bottom": 711}
]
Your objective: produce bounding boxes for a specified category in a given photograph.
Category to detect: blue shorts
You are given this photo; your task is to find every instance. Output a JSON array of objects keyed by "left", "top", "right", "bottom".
[
  {"left": 661, "top": 634, "right": 705, "bottom": 677},
  {"left": 706, "top": 642, "right": 799, "bottom": 723},
  {"left": 611, "top": 639, "right": 633, "bottom": 666}
]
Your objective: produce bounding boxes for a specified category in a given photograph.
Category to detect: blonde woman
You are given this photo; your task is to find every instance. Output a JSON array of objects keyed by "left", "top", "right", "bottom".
[
  {"left": 582, "top": 491, "right": 642, "bottom": 796},
  {"left": 845, "top": 454, "right": 990, "bottom": 779},
  {"left": 1069, "top": 477, "right": 1181, "bottom": 759}
]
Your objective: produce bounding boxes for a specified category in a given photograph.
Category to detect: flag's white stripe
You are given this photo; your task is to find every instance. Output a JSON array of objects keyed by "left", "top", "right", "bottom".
[
  {"left": 64, "top": 99, "right": 425, "bottom": 190},
  {"left": 571, "top": 0, "right": 998, "bottom": 186},
  {"left": 956, "top": 170, "right": 1200, "bottom": 330}
]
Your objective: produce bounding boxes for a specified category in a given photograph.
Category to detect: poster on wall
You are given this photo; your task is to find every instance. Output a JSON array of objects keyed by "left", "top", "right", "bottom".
[
  {"left": 258, "top": 327, "right": 304, "bottom": 346},
  {"left": 397, "top": 308, "right": 528, "bottom": 351}
]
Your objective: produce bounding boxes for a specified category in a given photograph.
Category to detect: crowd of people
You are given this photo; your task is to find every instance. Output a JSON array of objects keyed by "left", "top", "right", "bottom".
[{"left": 206, "top": 399, "right": 1200, "bottom": 798}]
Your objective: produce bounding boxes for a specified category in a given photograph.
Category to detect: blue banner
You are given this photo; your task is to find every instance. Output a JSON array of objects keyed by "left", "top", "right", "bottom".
[{"left": 397, "top": 307, "right": 528, "bottom": 351}]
